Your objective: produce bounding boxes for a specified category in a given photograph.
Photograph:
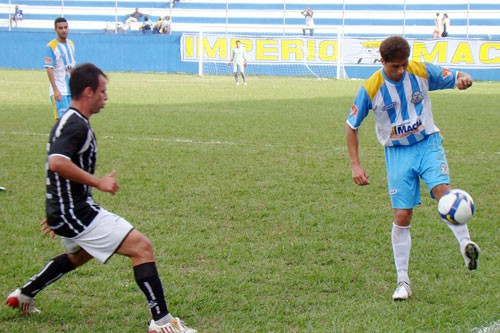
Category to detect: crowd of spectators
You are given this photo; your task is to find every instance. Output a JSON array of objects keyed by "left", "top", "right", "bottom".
[{"left": 123, "top": 7, "right": 173, "bottom": 34}]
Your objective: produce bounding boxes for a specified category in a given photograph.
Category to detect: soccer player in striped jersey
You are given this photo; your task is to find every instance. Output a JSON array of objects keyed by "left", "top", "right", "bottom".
[
  {"left": 44, "top": 17, "right": 76, "bottom": 120},
  {"left": 346, "top": 36, "right": 480, "bottom": 301},
  {"left": 6, "top": 63, "right": 197, "bottom": 333}
]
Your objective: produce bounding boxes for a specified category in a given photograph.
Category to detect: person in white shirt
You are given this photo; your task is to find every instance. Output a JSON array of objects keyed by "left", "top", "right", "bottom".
[{"left": 229, "top": 40, "right": 247, "bottom": 85}]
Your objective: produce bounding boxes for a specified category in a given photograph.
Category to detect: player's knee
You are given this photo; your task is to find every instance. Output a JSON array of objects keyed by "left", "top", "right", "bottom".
[
  {"left": 132, "top": 232, "right": 155, "bottom": 259},
  {"left": 393, "top": 209, "right": 413, "bottom": 226},
  {"left": 432, "top": 184, "right": 451, "bottom": 201},
  {"left": 67, "top": 249, "right": 93, "bottom": 267}
]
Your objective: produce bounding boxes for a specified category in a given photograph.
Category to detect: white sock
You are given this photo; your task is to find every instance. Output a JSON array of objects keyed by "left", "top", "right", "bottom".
[
  {"left": 155, "top": 314, "right": 174, "bottom": 326},
  {"left": 446, "top": 222, "right": 471, "bottom": 249},
  {"left": 392, "top": 223, "right": 411, "bottom": 284}
]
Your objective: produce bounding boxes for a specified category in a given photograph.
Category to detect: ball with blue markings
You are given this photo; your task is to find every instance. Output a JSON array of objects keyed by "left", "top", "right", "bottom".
[{"left": 438, "top": 189, "right": 475, "bottom": 225}]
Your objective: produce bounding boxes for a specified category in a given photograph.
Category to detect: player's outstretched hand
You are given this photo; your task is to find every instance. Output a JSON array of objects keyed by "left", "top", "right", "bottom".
[
  {"left": 40, "top": 218, "right": 56, "bottom": 239},
  {"left": 456, "top": 72, "right": 473, "bottom": 90},
  {"left": 97, "top": 170, "right": 120, "bottom": 195}
]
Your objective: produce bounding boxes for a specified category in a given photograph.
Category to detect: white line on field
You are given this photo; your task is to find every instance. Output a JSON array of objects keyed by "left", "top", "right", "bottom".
[
  {"left": 2, "top": 131, "right": 346, "bottom": 151},
  {"left": 471, "top": 321, "right": 500, "bottom": 333}
]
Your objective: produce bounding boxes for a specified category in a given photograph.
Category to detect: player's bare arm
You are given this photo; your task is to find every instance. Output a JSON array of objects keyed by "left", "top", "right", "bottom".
[
  {"left": 46, "top": 67, "right": 62, "bottom": 101},
  {"left": 456, "top": 71, "right": 473, "bottom": 90},
  {"left": 48, "top": 155, "right": 119, "bottom": 195},
  {"left": 346, "top": 125, "right": 369, "bottom": 185}
]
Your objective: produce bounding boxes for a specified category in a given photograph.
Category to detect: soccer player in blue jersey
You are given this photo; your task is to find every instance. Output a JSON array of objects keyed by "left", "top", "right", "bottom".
[
  {"left": 44, "top": 17, "right": 76, "bottom": 120},
  {"left": 346, "top": 36, "right": 480, "bottom": 301},
  {"left": 6, "top": 63, "right": 197, "bottom": 333}
]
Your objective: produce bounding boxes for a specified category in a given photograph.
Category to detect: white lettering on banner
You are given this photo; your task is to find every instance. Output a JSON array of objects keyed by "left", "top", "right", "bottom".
[{"left": 181, "top": 34, "right": 500, "bottom": 68}]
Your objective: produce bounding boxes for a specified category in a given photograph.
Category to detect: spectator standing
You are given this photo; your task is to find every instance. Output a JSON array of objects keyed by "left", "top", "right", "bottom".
[
  {"left": 44, "top": 17, "right": 76, "bottom": 120},
  {"left": 441, "top": 13, "right": 450, "bottom": 37},
  {"left": 346, "top": 36, "right": 479, "bottom": 301},
  {"left": 301, "top": 7, "right": 314, "bottom": 36},
  {"left": 5, "top": 62, "right": 197, "bottom": 333},
  {"left": 10, "top": 5, "right": 24, "bottom": 27},
  {"left": 432, "top": 12, "right": 441, "bottom": 38}
]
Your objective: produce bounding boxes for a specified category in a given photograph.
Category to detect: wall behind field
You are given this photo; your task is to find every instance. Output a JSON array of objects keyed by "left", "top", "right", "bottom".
[
  {"left": 1, "top": 31, "right": 499, "bottom": 81},
  {"left": 2, "top": 31, "right": 197, "bottom": 73},
  {"left": 1, "top": 0, "right": 500, "bottom": 39}
]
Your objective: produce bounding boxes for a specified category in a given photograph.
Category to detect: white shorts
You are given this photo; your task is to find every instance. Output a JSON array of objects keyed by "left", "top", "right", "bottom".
[
  {"left": 233, "top": 62, "right": 245, "bottom": 74},
  {"left": 61, "top": 208, "right": 134, "bottom": 263}
]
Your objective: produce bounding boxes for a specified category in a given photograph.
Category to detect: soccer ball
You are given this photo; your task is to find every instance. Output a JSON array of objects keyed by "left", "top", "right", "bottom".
[{"left": 438, "top": 189, "right": 475, "bottom": 225}]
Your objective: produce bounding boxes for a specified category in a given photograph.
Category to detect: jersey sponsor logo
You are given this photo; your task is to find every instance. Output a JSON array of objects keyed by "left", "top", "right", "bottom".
[
  {"left": 382, "top": 101, "right": 397, "bottom": 112},
  {"left": 390, "top": 118, "right": 423, "bottom": 138},
  {"left": 410, "top": 90, "right": 424, "bottom": 104},
  {"left": 350, "top": 104, "right": 358, "bottom": 116},
  {"left": 389, "top": 189, "right": 398, "bottom": 195}
]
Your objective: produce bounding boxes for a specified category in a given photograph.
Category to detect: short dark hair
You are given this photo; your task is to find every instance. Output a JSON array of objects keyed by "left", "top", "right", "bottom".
[
  {"left": 54, "top": 17, "right": 67, "bottom": 28},
  {"left": 69, "top": 63, "right": 107, "bottom": 99},
  {"left": 379, "top": 36, "right": 410, "bottom": 62}
]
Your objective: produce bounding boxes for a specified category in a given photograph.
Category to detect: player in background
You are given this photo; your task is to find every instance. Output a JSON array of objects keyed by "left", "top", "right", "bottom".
[
  {"left": 432, "top": 12, "right": 441, "bottom": 38},
  {"left": 44, "top": 17, "right": 76, "bottom": 120},
  {"left": 5, "top": 63, "right": 197, "bottom": 333},
  {"left": 229, "top": 40, "right": 247, "bottom": 86},
  {"left": 345, "top": 36, "right": 480, "bottom": 301}
]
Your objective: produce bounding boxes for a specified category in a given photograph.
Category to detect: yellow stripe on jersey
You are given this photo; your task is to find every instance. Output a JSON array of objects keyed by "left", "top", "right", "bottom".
[
  {"left": 363, "top": 69, "right": 385, "bottom": 100},
  {"left": 47, "top": 39, "right": 59, "bottom": 51},
  {"left": 47, "top": 39, "right": 75, "bottom": 51},
  {"left": 407, "top": 60, "right": 428, "bottom": 79}
]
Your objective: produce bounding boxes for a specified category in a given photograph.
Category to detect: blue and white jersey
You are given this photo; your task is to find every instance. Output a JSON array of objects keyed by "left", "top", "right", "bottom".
[
  {"left": 347, "top": 60, "right": 457, "bottom": 146},
  {"left": 44, "top": 39, "right": 76, "bottom": 96}
]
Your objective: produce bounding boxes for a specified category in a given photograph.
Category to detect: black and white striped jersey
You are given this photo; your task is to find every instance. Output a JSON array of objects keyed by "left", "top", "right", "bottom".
[{"left": 45, "top": 108, "right": 101, "bottom": 238}]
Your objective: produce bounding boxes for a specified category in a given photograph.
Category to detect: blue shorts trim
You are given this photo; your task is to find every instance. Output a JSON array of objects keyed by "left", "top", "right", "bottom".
[{"left": 384, "top": 133, "right": 450, "bottom": 209}]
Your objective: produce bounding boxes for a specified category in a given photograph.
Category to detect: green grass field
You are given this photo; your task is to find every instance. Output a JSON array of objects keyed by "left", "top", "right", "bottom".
[{"left": 0, "top": 69, "right": 498, "bottom": 333}]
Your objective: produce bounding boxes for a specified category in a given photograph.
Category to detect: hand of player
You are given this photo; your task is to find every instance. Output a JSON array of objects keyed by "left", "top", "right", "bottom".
[
  {"left": 351, "top": 164, "right": 369, "bottom": 186},
  {"left": 244, "top": 63, "right": 247, "bottom": 68},
  {"left": 228, "top": 62, "right": 232, "bottom": 66},
  {"left": 97, "top": 170, "right": 120, "bottom": 195},
  {"left": 40, "top": 218, "right": 56, "bottom": 239},
  {"left": 456, "top": 72, "right": 473, "bottom": 90},
  {"left": 54, "top": 90, "right": 62, "bottom": 102}
]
